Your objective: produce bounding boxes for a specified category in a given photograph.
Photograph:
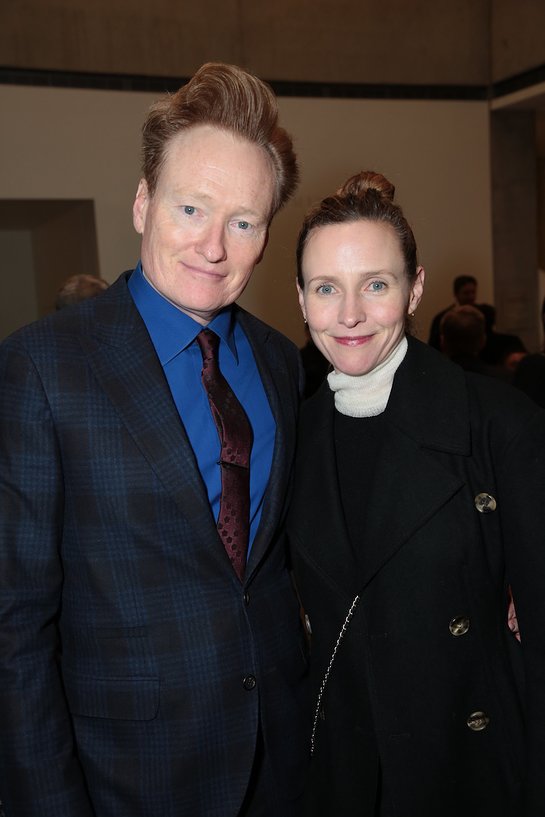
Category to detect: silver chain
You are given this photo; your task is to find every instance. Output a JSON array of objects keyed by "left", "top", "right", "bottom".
[{"left": 310, "top": 594, "right": 360, "bottom": 756}]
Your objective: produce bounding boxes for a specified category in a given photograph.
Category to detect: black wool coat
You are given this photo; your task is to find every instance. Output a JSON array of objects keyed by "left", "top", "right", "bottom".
[{"left": 288, "top": 336, "right": 545, "bottom": 817}]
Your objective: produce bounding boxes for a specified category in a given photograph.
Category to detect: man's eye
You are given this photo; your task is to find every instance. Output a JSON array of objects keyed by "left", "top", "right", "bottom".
[
  {"left": 369, "top": 280, "right": 386, "bottom": 292},
  {"left": 183, "top": 206, "right": 196, "bottom": 215},
  {"left": 237, "top": 221, "right": 250, "bottom": 230},
  {"left": 318, "top": 284, "right": 334, "bottom": 295}
]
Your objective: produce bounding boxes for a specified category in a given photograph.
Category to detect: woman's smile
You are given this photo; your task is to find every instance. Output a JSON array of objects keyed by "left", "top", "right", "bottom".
[
  {"left": 333, "top": 335, "right": 372, "bottom": 346},
  {"left": 298, "top": 220, "right": 424, "bottom": 376}
]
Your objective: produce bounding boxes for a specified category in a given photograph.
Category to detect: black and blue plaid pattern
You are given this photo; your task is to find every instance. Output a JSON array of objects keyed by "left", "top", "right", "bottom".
[{"left": 0, "top": 273, "right": 308, "bottom": 817}]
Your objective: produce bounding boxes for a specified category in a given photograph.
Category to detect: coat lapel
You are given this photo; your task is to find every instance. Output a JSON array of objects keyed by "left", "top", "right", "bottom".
[
  {"left": 291, "top": 383, "right": 361, "bottom": 599},
  {"left": 359, "top": 337, "right": 470, "bottom": 591},
  {"left": 292, "top": 338, "right": 471, "bottom": 599},
  {"left": 358, "top": 423, "right": 464, "bottom": 590}
]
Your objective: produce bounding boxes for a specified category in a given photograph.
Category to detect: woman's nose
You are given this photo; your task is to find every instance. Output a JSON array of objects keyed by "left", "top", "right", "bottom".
[{"left": 338, "top": 294, "right": 365, "bottom": 328}]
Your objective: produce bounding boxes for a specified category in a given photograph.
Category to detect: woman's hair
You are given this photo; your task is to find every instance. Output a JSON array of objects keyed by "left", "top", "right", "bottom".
[
  {"left": 296, "top": 170, "right": 418, "bottom": 287},
  {"left": 141, "top": 62, "right": 299, "bottom": 216}
]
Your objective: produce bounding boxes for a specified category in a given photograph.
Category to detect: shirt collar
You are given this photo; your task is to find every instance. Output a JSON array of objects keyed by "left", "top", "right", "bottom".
[{"left": 128, "top": 262, "right": 238, "bottom": 365}]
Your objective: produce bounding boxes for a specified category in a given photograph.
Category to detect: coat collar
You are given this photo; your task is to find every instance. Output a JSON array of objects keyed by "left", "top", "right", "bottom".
[
  {"left": 385, "top": 335, "right": 470, "bottom": 456},
  {"left": 293, "top": 337, "right": 468, "bottom": 597}
]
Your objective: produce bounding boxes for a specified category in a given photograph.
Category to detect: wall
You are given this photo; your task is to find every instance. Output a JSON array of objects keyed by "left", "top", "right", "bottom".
[
  {"left": 492, "top": 0, "right": 545, "bottom": 81},
  {"left": 0, "top": 230, "right": 36, "bottom": 338},
  {"left": 490, "top": 110, "right": 539, "bottom": 351},
  {"left": 2, "top": 0, "right": 489, "bottom": 85},
  {"left": 0, "top": 83, "right": 493, "bottom": 345},
  {"left": 243, "top": 96, "right": 494, "bottom": 345}
]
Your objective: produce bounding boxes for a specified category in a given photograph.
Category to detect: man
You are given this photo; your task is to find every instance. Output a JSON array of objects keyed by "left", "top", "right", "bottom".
[
  {"left": 0, "top": 63, "right": 308, "bottom": 817},
  {"left": 55, "top": 273, "right": 109, "bottom": 310},
  {"left": 439, "top": 304, "right": 498, "bottom": 376},
  {"left": 427, "top": 274, "right": 478, "bottom": 349}
]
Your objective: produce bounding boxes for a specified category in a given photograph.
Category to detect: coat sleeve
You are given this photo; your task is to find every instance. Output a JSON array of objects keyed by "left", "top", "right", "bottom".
[
  {"left": 0, "top": 337, "right": 94, "bottom": 816},
  {"left": 497, "top": 406, "right": 545, "bottom": 816}
]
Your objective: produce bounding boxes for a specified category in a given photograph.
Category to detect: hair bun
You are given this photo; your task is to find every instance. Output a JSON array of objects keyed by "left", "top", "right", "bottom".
[{"left": 336, "top": 170, "right": 395, "bottom": 202}]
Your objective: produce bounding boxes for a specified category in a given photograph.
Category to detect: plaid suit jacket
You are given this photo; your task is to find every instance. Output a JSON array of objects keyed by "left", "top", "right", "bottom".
[{"left": 0, "top": 273, "right": 308, "bottom": 817}]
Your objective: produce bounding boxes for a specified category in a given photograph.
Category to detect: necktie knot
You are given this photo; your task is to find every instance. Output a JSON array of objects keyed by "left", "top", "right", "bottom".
[{"left": 196, "top": 328, "right": 219, "bottom": 367}]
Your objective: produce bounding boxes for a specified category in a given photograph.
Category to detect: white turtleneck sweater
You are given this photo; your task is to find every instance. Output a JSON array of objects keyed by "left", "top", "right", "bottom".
[{"left": 327, "top": 336, "right": 408, "bottom": 417}]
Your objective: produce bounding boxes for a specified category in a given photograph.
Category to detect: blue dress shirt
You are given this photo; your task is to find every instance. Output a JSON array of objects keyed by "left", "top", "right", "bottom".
[{"left": 128, "top": 263, "right": 275, "bottom": 553}]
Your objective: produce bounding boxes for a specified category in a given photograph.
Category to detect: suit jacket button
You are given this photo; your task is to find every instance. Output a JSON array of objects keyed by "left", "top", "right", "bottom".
[
  {"left": 449, "top": 616, "right": 470, "bottom": 636},
  {"left": 243, "top": 675, "right": 257, "bottom": 691},
  {"left": 243, "top": 592, "right": 250, "bottom": 606},
  {"left": 474, "top": 492, "right": 497, "bottom": 513},
  {"left": 467, "top": 711, "right": 490, "bottom": 731}
]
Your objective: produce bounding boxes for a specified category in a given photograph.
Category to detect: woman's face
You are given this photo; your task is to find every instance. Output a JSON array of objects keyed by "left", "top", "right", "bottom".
[{"left": 297, "top": 220, "right": 424, "bottom": 377}]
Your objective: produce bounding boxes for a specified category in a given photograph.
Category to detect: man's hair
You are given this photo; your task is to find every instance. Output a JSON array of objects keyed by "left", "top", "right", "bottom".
[
  {"left": 440, "top": 305, "right": 485, "bottom": 357},
  {"left": 141, "top": 62, "right": 298, "bottom": 216},
  {"left": 453, "top": 275, "right": 477, "bottom": 296},
  {"left": 55, "top": 274, "right": 109, "bottom": 310}
]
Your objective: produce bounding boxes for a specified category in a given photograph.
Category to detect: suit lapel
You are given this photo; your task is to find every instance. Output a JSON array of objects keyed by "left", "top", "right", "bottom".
[
  {"left": 80, "top": 274, "right": 223, "bottom": 561},
  {"left": 238, "top": 309, "right": 299, "bottom": 576}
]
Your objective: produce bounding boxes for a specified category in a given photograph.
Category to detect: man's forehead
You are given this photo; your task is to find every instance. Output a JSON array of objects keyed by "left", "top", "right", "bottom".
[{"left": 155, "top": 126, "right": 275, "bottom": 216}]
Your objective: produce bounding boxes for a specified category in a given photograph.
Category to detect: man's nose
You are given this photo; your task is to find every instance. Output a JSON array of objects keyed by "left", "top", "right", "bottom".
[{"left": 195, "top": 222, "right": 227, "bottom": 263}]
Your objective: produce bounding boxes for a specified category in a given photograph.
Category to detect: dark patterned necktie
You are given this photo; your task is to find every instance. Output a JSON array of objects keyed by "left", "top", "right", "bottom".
[{"left": 196, "top": 329, "right": 253, "bottom": 581}]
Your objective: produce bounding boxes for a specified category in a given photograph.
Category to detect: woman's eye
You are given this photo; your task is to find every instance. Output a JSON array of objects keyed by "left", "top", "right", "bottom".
[
  {"left": 183, "top": 205, "right": 196, "bottom": 215},
  {"left": 317, "top": 283, "right": 334, "bottom": 295}
]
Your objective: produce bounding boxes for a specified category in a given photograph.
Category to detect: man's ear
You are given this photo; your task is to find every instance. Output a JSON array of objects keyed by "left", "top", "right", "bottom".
[{"left": 132, "top": 179, "right": 149, "bottom": 235}]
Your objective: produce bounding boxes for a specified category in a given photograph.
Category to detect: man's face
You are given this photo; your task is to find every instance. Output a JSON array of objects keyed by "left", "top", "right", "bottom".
[
  {"left": 456, "top": 282, "right": 477, "bottom": 305},
  {"left": 133, "top": 124, "right": 276, "bottom": 325}
]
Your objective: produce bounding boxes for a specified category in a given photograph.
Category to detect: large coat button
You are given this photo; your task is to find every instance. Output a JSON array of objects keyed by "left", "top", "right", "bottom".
[
  {"left": 449, "top": 616, "right": 470, "bottom": 636},
  {"left": 467, "top": 711, "right": 490, "bottom": 731},
  {"left": 243, "top": 675, "right": 257, "bottom": 691},
  {"left": 474, "top": 492, "right": 497, "bottom": 513}
]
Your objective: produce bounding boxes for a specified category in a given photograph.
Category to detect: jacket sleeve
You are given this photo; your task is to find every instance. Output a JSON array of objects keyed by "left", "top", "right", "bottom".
[
  {"left": 0, "top": 337, "right": 94, "bottom": 816},
  {"left": 497, "top": 406, "right": 545, "bottom": 816}
]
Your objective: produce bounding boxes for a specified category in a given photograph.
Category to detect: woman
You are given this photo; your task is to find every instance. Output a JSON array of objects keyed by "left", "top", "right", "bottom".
[{"left": 288, "top": 171, "right": 545, "bottom": 816}]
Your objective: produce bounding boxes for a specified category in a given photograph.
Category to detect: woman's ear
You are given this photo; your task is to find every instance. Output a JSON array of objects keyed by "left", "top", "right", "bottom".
[
  {"left": 296, "top": 279, "right": 307, "bottom": 323},
  {"left": 408, "top": 266, "right": 425, "bottom": 314}
]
